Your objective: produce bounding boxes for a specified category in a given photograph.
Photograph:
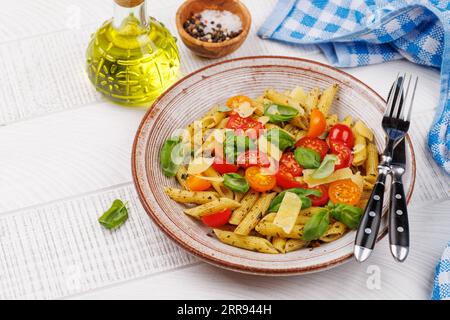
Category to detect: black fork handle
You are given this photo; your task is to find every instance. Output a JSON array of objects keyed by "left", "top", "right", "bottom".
[
  {"left": 389, "top": 171, "right": 409, "bottom": 261},
  {"left": 354, "top": 165, "right": 389, "bottom": 262}
]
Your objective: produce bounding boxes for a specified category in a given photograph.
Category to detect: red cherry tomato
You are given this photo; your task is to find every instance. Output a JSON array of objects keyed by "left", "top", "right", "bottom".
[
  {"left": 226, "top": 114, "right": 246, "bottom": 130},
  {"left": 236, "top": 150, "right": 271, "bottom": 168},
  {"left": 226, "top": 115, "right": 264, "bottom": 139},
  {"left": 276, "top": 166, "right": 304, "bottom": 189},
  {"left": 201, "top": 208, "right": 232, "bottom": 227},
  {"left": 275, "top": 152, "right": 304, "bottom": 189},
  {"left": 280, "top": 152, "right": 303, "bottom": 176},
  {"left": 212, "top": 157, "right": 238, "bottom": 174},
  {"left": 328, "top": 124, "right": 354, "bottom": 148},
  {"left": 295, "top": 137, "right": 329, "bottom": 160},
  {"left": 330, "top": 141, "right": 353, "bottom": 170},
  {"left": 308, "top": 185, "right": 329, "bottom": 206}
]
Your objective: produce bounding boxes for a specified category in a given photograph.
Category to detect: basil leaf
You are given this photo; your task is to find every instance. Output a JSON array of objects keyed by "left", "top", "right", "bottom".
[
  {"left": 264, "top": 103, "right": 299, "bottom": 123},
  {"left": 268, "top": 188, "right": 321, "bottom": 212},
  {"left": 303, "top": 208, "right": 330, "bottom": 241},
  {"left": 223, "top": 173, "right": 250, "bottom": 193},
  {"left": 310, "top": 154, "right": 338, "bottom": 179},
  {"left": 329, "top": 203, "right": 363, "bottom": 229},
  {"left": 98, "top": 199, "right": 129, "bottom": 230},
  {"left": 265, "top": 128, "right": 294, "bottom": 151},
  {"left": 223, "top": 132, "right": 255, "bottom": 163},
  {"left": 160, "top": 136, "right": 182, "bottom": 177},
  {"left": 294, "top": 147, "right": 321, "bottom": 169}
]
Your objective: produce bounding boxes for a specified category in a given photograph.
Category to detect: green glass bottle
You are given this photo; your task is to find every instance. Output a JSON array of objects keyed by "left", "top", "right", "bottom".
[{"left": 86, "top": 0, "right": 180, "bottom": 106}]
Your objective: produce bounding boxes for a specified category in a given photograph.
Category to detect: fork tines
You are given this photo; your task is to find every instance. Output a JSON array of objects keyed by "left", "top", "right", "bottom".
[{"left": 385, "top": 73, "right": 418, "bottom": 122}]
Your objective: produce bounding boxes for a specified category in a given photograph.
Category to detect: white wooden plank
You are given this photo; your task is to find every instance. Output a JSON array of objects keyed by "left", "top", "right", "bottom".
[
  {"left": 0, "top": 183, "right": 196, "bottom": 300},
  {"left": 71, "top": 199, "right": 450, "bottom": 300}
]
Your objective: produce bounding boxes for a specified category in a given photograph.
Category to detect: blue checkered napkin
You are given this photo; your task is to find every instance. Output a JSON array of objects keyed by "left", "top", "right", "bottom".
[
  {"left": 432, "top": 241, "right": 450, "bottom": 300},
  {"left": 258, "top": 0, "right": 450, "bottom": 174}
]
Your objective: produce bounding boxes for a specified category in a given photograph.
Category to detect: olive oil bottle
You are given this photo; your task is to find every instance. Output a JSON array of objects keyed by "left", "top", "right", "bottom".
[{"left": 86, "top": 0, "right": 180, "bottom": 106}]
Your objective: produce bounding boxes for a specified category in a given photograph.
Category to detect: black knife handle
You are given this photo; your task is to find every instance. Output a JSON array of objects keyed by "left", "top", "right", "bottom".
[
  {"left": 355, "top": 171, "right": 387, "bottom": 251},
  {"left": 389, "top": 172, "right": 409, "bottom": 260}
]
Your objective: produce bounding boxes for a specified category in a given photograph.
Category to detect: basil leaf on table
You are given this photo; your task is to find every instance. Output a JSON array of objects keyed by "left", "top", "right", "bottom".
[
  {"left": 98, "top": 199, "right": 129, "bottom": 230},
  {"left": 268, "top": 188, "right": 322, "bottom": 212},
  {"left": 294, "top": 147, "right": 321, "bottom": 169},
  {"left": 264, "top": 103, "right": 299, "bottom": 123},
  {"left": 160, "top": 136, "right": 182, "bottom": 177},
  {"left": 264, "top": 128, "right": 294, "bottom": 151},
  {"left": 310, "top": 154, "right": 338, "bottom": 179},
  {"left": 223, "top": 173, "right": 250, "bottom": 193},
  {"left": 328, "top": 202, "right": 363, "bottom": 229},
  {"left": 303, "top": 208, "right": 330, "bottom": 241}
]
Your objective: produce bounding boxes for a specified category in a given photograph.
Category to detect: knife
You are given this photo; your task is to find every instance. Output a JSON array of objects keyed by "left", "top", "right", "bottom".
[{"left": 389, "top": 138, "right": 409, "bottom": 262}]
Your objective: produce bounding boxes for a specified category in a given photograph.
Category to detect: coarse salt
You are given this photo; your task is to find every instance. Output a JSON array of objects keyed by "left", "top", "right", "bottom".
[{"left": 199, "top": 9, "right": 242, "bottom": 35}]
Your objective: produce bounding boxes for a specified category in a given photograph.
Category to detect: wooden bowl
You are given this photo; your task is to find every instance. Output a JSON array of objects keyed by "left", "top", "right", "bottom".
[
  {"left": 176, "top": 0, "right": 251, "bottom": 59},
  {"left": 132, "top": 56, "right": 416, "bottom": 275}
]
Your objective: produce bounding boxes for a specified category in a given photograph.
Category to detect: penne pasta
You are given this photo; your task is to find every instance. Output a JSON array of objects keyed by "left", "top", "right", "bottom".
[
  {"left": 365, "top": 143, "right": 379, "bottom": 176},
  {"left": 255, "top": 221, "right": 304, "bottom": 239},
  {"left": 264, "top": 89, "right": 306, "bottom": 114},
  {"left": 213, "top": 229, "right": 278, "bottom": 254},
  {"left": 320, "top": 221, "right": 347, "bottom": 243},
  {"left": 161, "top": 84, "right": 380, "bottom": 254},
  {"left": 272, "top": 237, "right": 287, "bottom": 254},
  {"left": 229, "top": 191, "right": 260, "bottom": 225},
  {"left": 317, "top": 84, "right": 338, "bottom": 116},
  {"left": 203, "top": 167, "right": 234, "bottom": 199},
  {"left": 326, "top": 114, "right": 339, "bottom": 129},
  {"left": 353, "top": 120, "right": 374, "bottom": 141},
  {"left": 352, "top": 133, "right": 368, "bottom": 166},
  {"left": 234, "top": 192, "right": 277, "bottom": 235},
  {"left": 176, "top": 166, "right": 189, "bottom": 190},
  {"left": 184, "top": 198, "right": 241, "bottom": 218},
  {"left": 305, "top": 87, "right": 321, "bottom": 113},
  {"left": 285, "top": 239, "right": 310, "bottom": 252},
  {"left": 290, "top": 115, "right": 309, "bottom": 130},
  {"left": 164, "top": 187, "right": 219, "bottom": 204},
  {"left": 340, "top": 115, "right": 353, "bottom": 127}
]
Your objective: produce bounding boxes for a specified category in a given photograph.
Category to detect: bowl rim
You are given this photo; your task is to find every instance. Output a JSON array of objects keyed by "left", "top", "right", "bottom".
[
  {"left": 131, "top": 55, "right": 416, "bottom": 275},
  {"left": 175, "top": 0, "right": 252, "bottom": 49}
]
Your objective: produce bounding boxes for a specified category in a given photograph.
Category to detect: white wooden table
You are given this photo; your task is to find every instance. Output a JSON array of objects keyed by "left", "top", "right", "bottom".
[{"left": 0, "top": 0, "right": 448, "bottom": 300}]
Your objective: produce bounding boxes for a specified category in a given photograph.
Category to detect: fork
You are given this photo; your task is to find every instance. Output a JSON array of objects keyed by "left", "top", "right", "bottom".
[{"left": 354, "top": 74, "right": 418, "bottom": 262}]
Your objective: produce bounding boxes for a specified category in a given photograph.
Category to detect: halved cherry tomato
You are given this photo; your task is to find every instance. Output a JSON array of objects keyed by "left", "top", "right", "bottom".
[
  {"left": 279, "top": 152, "right": 303, "bottom": 176},
  {"left": 236, "top": 150, "right": 270, "bottom": 168},
  {"left": 201, "top": 208, "right": 232, "bottom": 227},
  {"left": 329, "top": 141, "right": 353, "bottom": 170},
  {"left": 276, "top": 166, "right": 304, "bottom": 189},
  {"left": 245, "top": 166, "right": 277, "bottom": 192},
  {"left": 226, "top": 95, "right": 252, "bottom": 110},
  {"left": 307, "top": 109, "right": 327, "bottom": 138},
  {"left": 226, "top": 115, "right": 264, "bottom": 139},
  {"left": 328, "top": 124, "right": 354, "bottom": 148},
  {"left": 186, "top": 175, "right": 211, "bottom": 191},
  {"left": 276, "top": 152, "right": 304, "bottom": 188},
  {"left": 329, "top": 179, "right": 362, "bottom": 205},
  {"left": 308, "top": 185, "right": 329, "bottom": 206},
  {"left": 226, "top": 114, "right": 247, "bottom": 130},
  {"left": 212, "top": 157, "right": 238, "bottom": 174},
  {"left": 295, "top": 137, "right": 329, "bottom": 160}
]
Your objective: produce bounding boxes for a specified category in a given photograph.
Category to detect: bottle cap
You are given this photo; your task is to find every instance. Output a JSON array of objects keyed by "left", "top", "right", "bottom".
[{"left": 114, "top": 0, "right": 144, "bottom": 8}]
